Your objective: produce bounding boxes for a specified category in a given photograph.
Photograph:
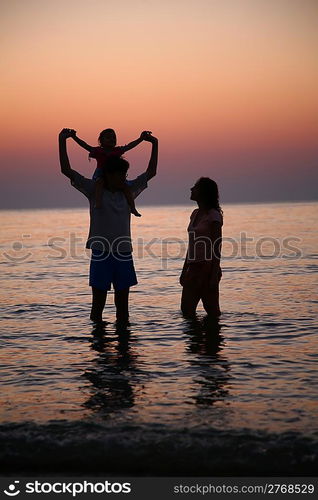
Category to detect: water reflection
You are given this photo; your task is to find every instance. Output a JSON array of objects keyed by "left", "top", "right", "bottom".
[
  {"left": 184, "top": 316, "right": 231, "bottom": 407},
  {"left": 185, "top": 316, "right": 222, "bottom": 356},
  {"left": 83, "top": 323, "right": 137, "bottom": 416}
]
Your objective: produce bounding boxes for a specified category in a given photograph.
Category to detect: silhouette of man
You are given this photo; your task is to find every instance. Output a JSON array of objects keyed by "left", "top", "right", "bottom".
[{"left": 59, "top": 128, "right": 158, "bottom": 324}]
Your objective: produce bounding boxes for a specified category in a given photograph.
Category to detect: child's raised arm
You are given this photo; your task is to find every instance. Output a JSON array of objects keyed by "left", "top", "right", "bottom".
[
  {"left": 122, "top": 130, "right": 152, "bottom": 153},
  {"left": 69, "top": 129, "right": 94, "bottom": 153}
]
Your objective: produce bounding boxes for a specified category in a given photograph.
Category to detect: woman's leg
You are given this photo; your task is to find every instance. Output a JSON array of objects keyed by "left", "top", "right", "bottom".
[
  {"left": 201, "top": 266, "right": 222, "bottom": 317},
  {"left": 201, "top": 285, "right": 221, "bottom": 317},
  {"left": 90, "top": 287, "right": 107, "bottom": 322},
  {"left": 114, "top": 287, "right": 130, "bottom": 323},
  {"left": 181, "top": 285, "right": 201, "bottom": 318},
  {"left": 180, "top": 262, "right": 206, "bottom": 317}
]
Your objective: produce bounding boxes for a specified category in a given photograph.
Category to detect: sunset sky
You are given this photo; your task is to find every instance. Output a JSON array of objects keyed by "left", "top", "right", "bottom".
[{"left": 1, "top": 0, "right": 317, "bottom": 208}]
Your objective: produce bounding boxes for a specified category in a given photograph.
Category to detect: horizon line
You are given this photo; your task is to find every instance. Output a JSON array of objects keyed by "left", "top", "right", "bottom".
[{"left": 1, "top": 198, "right": 317, "bottom": 212}]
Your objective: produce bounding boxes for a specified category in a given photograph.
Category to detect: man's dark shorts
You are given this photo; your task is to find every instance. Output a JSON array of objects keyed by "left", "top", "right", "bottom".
[{"left": 89, "top": 249, "right": 137, "bottom": 291}]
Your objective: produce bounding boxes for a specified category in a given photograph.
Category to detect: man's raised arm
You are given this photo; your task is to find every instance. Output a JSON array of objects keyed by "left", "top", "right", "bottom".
[
  {"left": 143, "top": 133, "right": 158, "bottom": 181},
  {"left": 59, "top": 128, "right": 94, "bottom": 199},
  {"left": 59, "top": 128, "right": 75, "bottom": 179}
]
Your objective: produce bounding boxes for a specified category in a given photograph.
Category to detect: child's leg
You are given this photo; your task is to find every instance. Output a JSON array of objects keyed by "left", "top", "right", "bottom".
[
  {"left": 95, "top": 178, "right": 104, "bottom": 208},
  {"left": 122, "top": 185, "right": 141, "bottom": 217}
]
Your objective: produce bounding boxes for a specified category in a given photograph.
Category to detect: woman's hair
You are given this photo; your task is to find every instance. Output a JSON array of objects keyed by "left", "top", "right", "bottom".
[
  {"left": 98, "top": 128, "right": 116, "bottom": 146},
  {"left": 196, "top": 177, "right": 222, "bottom": 214}
]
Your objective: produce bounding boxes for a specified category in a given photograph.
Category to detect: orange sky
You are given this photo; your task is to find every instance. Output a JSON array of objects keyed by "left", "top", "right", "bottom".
[{"left": 1, "top": 0, "right": 317, "bottom": 207}]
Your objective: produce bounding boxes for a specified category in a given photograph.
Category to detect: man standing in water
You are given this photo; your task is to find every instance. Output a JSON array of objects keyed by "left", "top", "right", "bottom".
[{"left": 59, "top": 128, "right": 158, "bottom": 324}]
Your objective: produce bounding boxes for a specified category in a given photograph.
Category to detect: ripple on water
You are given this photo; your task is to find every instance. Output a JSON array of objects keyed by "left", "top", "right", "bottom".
[{"left": 1, "top": 204, "right": 318, "bottom": 474}]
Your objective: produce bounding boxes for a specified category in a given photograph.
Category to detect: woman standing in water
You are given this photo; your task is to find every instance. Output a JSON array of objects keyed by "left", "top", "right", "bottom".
[{"left": 180, "top": 178, "right": 223, "bottom": 318}]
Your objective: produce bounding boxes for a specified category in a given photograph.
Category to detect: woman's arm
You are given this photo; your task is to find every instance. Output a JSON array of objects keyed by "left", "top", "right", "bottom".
[
  {"left": 179, "top": 256, "right": 189, "bottom": 286},
  {"left": 210, "top": 222, "right": 222, "bottom": 288}
]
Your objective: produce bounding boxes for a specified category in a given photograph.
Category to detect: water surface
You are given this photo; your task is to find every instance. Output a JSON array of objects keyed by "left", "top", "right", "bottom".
[{"left": 1, "top": 202, "right": 317, "bottom": 474}]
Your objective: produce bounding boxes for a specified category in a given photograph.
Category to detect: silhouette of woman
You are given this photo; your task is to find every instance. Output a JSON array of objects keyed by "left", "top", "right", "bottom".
[{"left": 180, "top": 178, "right": 223, "bottom": 317}]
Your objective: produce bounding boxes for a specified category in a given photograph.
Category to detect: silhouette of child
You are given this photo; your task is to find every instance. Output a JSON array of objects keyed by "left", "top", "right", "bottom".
[{"left": 70, "top": 128, "right": 151, "bottom": 214}]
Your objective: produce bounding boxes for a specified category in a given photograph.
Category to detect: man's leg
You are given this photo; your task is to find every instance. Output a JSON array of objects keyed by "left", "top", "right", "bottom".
[
  {"left": 114, "top": 287, "right": 130, "bottom": 323},
  {"left": 90, "top": 287, "right": 107, "bottom": 323}
]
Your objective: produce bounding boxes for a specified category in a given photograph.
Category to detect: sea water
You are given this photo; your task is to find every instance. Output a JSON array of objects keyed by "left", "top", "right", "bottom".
[{"left": 0, "top": 202, "right": 317, "bottom": 474}]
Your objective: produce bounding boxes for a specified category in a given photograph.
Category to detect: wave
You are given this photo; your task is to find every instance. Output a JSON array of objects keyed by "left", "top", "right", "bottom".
[{"left": 1, "top": 420, "right": 317, "bottom": 476}]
